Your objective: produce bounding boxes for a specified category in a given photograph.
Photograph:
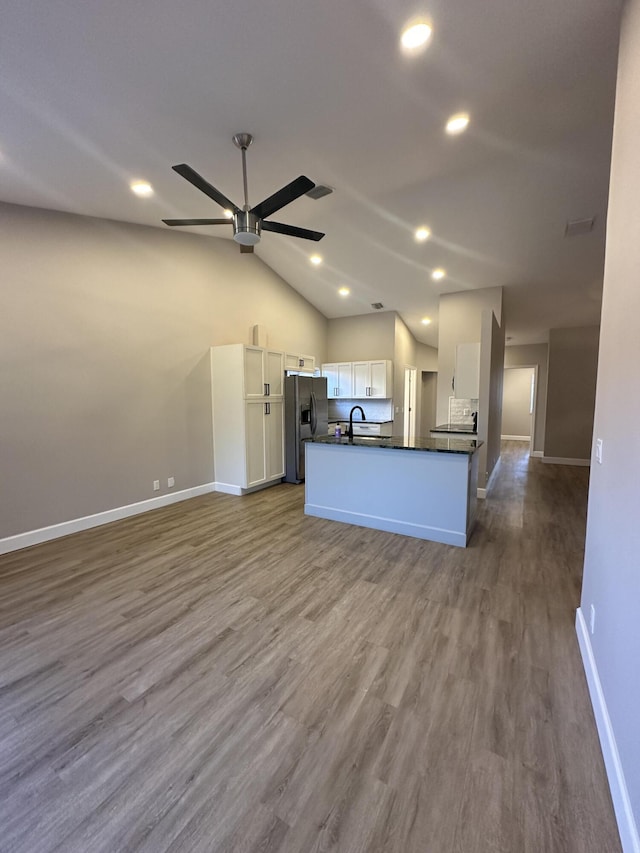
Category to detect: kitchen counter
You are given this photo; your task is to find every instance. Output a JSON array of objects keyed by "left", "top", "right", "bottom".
[
  {"left": 328, "top": 419, "right": 393, "bottom": 424},
  {"left": 304, "top": 434, "right": 480, "bottom": 547},
  {"left": 431, "top": 423, "right": 477, "bottom": 434},
  {"left": 311, "top": 434, "right": 481, "bottom": 454}
]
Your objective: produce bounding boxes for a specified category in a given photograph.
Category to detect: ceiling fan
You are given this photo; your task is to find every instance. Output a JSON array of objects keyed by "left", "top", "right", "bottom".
[{"left": 162, "top": 133, "right": 325, "bottom": 254}]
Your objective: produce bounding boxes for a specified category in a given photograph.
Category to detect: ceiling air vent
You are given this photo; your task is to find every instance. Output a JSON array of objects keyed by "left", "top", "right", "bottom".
[
  {"left": 306, "top": 184, "right": 333, "bottom": 200},
  {"left": 371, "top": 302, "right": 384, "bottom": 310},
  {"left": 565, "top": 217, "right": 595, "bottom": 237}
]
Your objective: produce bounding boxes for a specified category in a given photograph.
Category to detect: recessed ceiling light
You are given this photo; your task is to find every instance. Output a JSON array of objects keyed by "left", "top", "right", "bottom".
[
  {"left": 401, "top": 22, "right": 433, "bottom": 50},
  {"left": 310, "top": 254, "right": 323, "bottom": 266},
  {"left": 421, "top": 317, "right": 432, "bottom": 325},
  {"left": 432, "top": 268, "right": 446, "bottom": 280},
  {"left": 445, "top": 113, "right": 470, "bottom": 135},
  {"left": 415, "top": 226, "right": 431, "bottom": 242},
  {"left": 223, "top": 209, "right": 234, "bottom": 219},
  {"left": 338, "top": 287, "right": 350, "bottom": 297},
  {"left": 130, "top": 180, "right": 154, "bottom": 197}
]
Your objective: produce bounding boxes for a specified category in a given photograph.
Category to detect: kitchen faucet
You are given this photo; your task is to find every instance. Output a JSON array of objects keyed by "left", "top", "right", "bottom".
[{"left": 348, "top": 405, "right": 366, "bottom": 440}]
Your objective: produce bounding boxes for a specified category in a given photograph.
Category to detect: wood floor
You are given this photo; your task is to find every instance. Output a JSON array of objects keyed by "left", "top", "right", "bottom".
[{"left": 0, "top": 443, "right": 621, "bottom": 852}]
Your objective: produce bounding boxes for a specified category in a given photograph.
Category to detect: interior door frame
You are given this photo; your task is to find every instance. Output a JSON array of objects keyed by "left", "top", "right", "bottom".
[
  {"left": 403, "top": 366, "right": 417, "bottom": 441},
  {"left": 502, "top": 364, "right": 538, "bottom": 454}
]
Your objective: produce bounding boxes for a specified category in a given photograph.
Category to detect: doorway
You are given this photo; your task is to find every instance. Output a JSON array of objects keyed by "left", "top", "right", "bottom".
[
  {"left": 502, "top": 366, "right": 536, "bottom": 452},
  {"left": 403, "top": 367, "right": 417, "bottom": 440}
]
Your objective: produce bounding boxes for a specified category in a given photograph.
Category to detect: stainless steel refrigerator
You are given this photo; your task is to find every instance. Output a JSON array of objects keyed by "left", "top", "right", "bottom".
[{"left": 284, "top": 375, "right": 328, "bottom": 483}]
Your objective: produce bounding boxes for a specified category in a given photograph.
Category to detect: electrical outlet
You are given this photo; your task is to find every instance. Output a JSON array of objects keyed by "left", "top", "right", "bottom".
[
  {"left": 595, "top": 438, "right": 603, "bottom": 464},
  {"left": 590, "top": 604, "right": 596, "bottom": 635},
  {"left": 168, "top": 476, "right": 175, "bottom": 488},
  {"left": 153, "top": 480, "right": 160, "bottom": 491}
]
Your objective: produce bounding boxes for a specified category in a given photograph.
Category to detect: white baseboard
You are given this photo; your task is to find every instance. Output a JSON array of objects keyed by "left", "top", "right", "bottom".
[
  {"left": 531, "top": 450, "right": 544, "bottom": 458},
  {"left": 501, "top": 434, "right": 531, "bottom": 441},
  {"left": 304, "top": 503, "right": 468, "bottom": 547},
  {"left": 542, "top": 456, "right": 590, "bottom": 466},
  {"left": 477, "top": 455, "right": 501, "bottom": 499},
  {"left": 0, "top": 483, "right": 216, "bottom": 555},
  {"left": 576, "top": 608, "right": 640, "bottom": 853}
]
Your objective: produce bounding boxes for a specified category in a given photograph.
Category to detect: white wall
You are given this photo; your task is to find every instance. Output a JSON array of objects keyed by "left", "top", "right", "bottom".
[
  {"left": 478, "top": 308, "right": 505, "bottom": 490},
  {"left": 0, "top": 202, "right": 327, "bottom": 539},
  {"left": 579, "top": 1, "right": 640, "bottom": 847}
]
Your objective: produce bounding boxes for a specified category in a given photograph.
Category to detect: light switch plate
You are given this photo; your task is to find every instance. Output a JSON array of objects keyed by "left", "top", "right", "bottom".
[{"left": 595, "top": 438, "right": 603, "bottom": 464}]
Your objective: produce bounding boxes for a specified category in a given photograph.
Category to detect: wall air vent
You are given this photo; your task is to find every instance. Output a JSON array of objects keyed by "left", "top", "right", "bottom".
[
  {"left": 306, "top": 184, "right": 333, "bottom": 200},
  {"left": 565, "top": 217, "right": 595, "bottom": 237},
  {"left": 371, "top": 302, "right": 384, "bottom": 310}
]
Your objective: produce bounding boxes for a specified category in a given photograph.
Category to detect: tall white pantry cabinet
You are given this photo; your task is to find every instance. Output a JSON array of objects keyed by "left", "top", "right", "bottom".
[{"left": 211, "top": 344, "right": 285, "bottom": 494}]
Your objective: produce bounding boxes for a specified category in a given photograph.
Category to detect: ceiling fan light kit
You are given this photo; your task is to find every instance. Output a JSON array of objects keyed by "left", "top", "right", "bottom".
[{"left": 163, "top": 133, "right": 325, "bottom": 254}]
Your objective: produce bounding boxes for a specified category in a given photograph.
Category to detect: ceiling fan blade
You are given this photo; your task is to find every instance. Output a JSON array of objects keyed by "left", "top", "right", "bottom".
[
  {"left": 240, "top": 244, "right": 254, "bottom": 254},
  {"left": 262, "top": 220, "right": 325, "bottom": 241},
  {"left": 172, "top": 164, "right": 240, "bottom": 213},
  {"left": 251, "top": 176, "right": 315, "bottom": 221},
  {"left": 162, "top": 218, "right": 233, "bottom": 226}
]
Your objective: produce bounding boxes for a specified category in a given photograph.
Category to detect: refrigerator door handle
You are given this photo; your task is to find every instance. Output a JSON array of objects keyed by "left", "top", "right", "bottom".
[{"left": 310, "top": 391, "right": 317, "bottom": 436}]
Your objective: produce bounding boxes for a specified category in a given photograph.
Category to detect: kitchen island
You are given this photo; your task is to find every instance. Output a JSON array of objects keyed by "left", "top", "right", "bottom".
[{"left": 304, "top": 435, "right": 482, "bottom": 547}]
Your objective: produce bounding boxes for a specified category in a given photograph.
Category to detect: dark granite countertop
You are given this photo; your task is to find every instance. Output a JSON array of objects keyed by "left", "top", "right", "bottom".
[
  {"left": 328, "top": 419, "right": 393, "bottom": 424},
  {"left": 308, "top": 434, "right": 482, "bottom": 455},
  {"left": 431, "top": 423, "right": 478, "bottom": 434}
]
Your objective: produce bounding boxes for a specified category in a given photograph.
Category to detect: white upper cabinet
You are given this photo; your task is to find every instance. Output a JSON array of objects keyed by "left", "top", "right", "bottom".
[
  {"left": 242, "top": 346, "right": 284, "bottom": 398},
  {"left": 454, "top": 343, "right": 481, "bottom": 399},
  {"left": 284, "top": 353, "right": 316, "bottom": 373},
  {"left": 352, "top": 360, "right": 392, "bottom": 398},
  {"left": 322, "top": 362, "right": 353, "bottom": 398},
  {"left": 322, "top": 360, "right": 392, "bottom": 398}
]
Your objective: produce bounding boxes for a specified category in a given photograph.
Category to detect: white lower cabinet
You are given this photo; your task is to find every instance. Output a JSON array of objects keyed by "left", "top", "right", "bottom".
[
  {"left": 245, "top": 400, "right": 284, "bottom": 487},
  {"left": 211, "top": 345, "right": 285, "bottom": 494}
]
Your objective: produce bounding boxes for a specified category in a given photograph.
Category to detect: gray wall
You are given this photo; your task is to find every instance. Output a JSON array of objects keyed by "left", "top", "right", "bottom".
[
  {"left": 326, "top": 312, "right": 395, "bottom": 362},
  {"left": 580, "top": 0, "right": 640, "bottom": 840},
  {"left": 502, "top": 368, "right": 534, "bottom": 438},
  {"left": 478, "top": 309, "right": 505, "bottom": 489},
  {"left": 420, "top": 373, "right": 438, "bottom": 434},
  {"left": 0, "top": 202, "right": 327, "bottom": 539},
  {"left": 504, "top": 343, "right": 548, "bottom": 453},
  {"left": 436, "top": 286, "right": 503, "bottom": 424},
  {"left": 545, "top": 326, "right": 599, "bottom": 460}
]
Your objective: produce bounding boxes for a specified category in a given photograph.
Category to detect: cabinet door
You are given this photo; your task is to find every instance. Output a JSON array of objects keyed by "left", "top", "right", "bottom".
[
  {"left": 352, "top": 362, "right": 369, "bottom": 397},
  {"left": 265, "top": 350, "right": 284, "bottom": 397},
  {"left": 265, "top": 400, "right": 284, "bottom": 480},
  {"left": 336, "top": 363, "right": 353, "bottom": 397},
  {"left": 322, "top": 363, "right": 339, "bottom": 398},
  {"left": 369, "top": 360, "right": 388, "bottom": 397},
  {"left": 244, "top": 346, "right": 265, "bottom": 398},
  {"left": 245, "top": 401, "right": 266, "bottom": 487}
]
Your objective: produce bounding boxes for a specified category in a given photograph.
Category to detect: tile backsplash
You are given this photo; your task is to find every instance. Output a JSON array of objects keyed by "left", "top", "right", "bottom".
[
  {"left": 448, "top": 396, "right": 478, "bottom": 425},
  {"left": 329, "top": 398, "right": 394, "bottom": 422}
]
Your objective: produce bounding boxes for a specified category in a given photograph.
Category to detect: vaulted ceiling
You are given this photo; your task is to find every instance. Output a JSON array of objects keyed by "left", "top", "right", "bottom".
[{"left": 1, "top": 0, "right": 622, "bottom": 346}]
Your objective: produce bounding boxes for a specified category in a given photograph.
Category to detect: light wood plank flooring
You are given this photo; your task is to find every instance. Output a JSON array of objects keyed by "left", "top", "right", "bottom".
[{"left": 0, "top": 442, "right": 621, "bottom": 852}]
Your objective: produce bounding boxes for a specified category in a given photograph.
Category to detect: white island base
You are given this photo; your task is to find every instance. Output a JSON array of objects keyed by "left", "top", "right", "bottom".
[{"left": 304, "top": 440, "right": 479, "bottom": 547}]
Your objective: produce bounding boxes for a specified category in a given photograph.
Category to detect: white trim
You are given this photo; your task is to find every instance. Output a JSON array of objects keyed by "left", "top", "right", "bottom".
[
  {"left": 531, "top": 450, "right": 544, "bottom": 458},
  {"left": 501, "top": 434, "right": 531, "bottom": 441},
  {"left": 0, "top": 484, "right": 215, "bottom": 555},
  {"left": 576, "top": 608, "right": 640, "bottom": 853},
  {"left": 541, "top": 456, "right": 590, "bottom": 466},
  {"left": 477, "top": 455, "right": 501, "bottom": 499},
  {"left": 213, "top": 479, "right": 281, "bottom": 496}
]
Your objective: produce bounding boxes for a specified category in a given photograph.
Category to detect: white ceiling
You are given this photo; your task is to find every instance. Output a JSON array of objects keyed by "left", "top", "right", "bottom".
[{"left": 1, "top": 0, "right": 622, "bottom": 347}]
